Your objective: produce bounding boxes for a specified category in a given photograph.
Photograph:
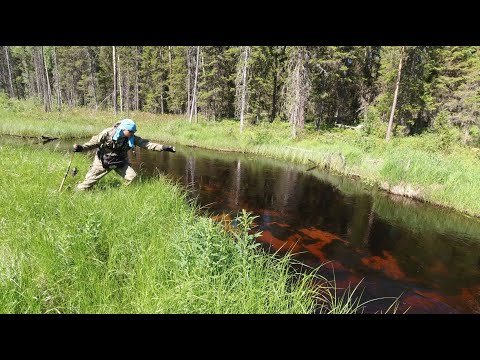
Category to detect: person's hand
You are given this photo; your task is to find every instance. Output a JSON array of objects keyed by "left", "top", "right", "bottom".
[
  {"left": 162, "top": 145, "right": 176, "bottom": 153},
  {"left": 73, "top": 144, "right": 84, "bottom": 152}
]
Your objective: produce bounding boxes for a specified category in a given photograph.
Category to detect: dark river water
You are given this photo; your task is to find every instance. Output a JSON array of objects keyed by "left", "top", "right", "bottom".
[{"left": 7, "top": 136, "right": 480, "bottom": 313}]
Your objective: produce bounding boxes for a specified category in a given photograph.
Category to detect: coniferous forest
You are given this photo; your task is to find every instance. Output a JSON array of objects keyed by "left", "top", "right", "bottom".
[{"left": 1, "top": 46, "right": 479, "bottom": 144}]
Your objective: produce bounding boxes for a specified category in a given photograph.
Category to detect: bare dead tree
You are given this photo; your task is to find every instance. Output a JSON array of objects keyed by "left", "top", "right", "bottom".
[
  {"left": 52, "top": 46, "right": 62, "bottom": 111},
  {"left": 112, "top": 46, "right": 117, "bottom": 115},
  {"left": 33, "top": 47, "right": 42, "bottom": 100},
  {"left": 41, "top": 47, "right": 52, "bottom": 112},
  {"left": 134, "top": 46, "right": 140, "bottom": 111},
  {"left": 200, "top": 52, "right": 208, "bottom": 120},
  {"left": 4, "top": 46, "right": 15, "bottom": 98},
  {"left": 386, "top": 46, "right": 404, "bottom": 142},
  {"left": 125, "top": 63, "right": 130, "bottom": 117},
  {"left": 186, "top": 47, "right": 192, "bottom": 118},
  {"left": 284, "top": 47, "right": 310, "bottom": 138},
  {"left": 168, "top": 46, "right": 173, "bottom": 75},
  {"left": 235, "top": 46, "right": 250, "bottom": 133},
  {"left": 159, "top": 47, "right": 164, "bottom": 115},
  {"left": 117, "top": 51, "right": 123, "bottom": 112},
  {"left": 189, "top": 46, "right": 200, "bottom": 124}
]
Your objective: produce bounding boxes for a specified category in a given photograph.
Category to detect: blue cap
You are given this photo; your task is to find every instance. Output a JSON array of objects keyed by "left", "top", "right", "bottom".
[
  {"left": 119, "top": 119, "right": 137, "bottom": 132},
  {"left": 112, "top": 119, "right": 137, "bottom": 148}
]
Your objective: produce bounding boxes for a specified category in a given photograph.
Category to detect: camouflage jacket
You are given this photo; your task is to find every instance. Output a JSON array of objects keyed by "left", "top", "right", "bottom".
[{"left": 81, "top": 126, "right": 166, "bottom": 160}]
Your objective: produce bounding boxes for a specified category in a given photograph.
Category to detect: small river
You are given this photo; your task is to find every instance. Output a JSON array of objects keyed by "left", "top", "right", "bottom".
[{"left": 7, "top": 136, "right": 480, "bottom": 313}]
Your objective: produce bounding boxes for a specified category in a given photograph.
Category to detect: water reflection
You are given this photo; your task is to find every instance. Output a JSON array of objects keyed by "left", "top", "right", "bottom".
[{"left": 128, "top": 144, "right": 480, "bottom": 314}]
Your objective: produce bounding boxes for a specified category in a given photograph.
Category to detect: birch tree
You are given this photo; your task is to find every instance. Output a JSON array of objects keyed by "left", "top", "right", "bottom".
[
  {"left": 112, "top": 46, "right": 117, "bottom": 115},
  {"left": 235, "top": 46, "right": 250, "bottom": 133},
  {"left": 186, "top": 47, "right": 192, "bottom": 117},
  {"left": 33, "top": 47, "right": 42, "bottom": 101},
  {"left": 52, "top": 46, "right": 62, "bottom": 111},
  {"left": 117, "top": 50, "right": 123, "bottom": 112},
  {"left": 386, "top": 46, "right": 404, "bottom": 142},
  {"left": 189, "top": 46, "right": 200, "bottom": 123},
  {"left": 41, "top": 47, "right": 52, "bottom": 112}
]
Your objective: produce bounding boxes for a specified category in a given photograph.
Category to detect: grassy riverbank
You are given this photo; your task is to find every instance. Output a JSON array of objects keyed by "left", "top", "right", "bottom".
[
  {"left": 1, "top": 98, "right": 479, "bottom": 218},
  {"left": 0, "top": 144, "right": 322, "bottom": 313}
]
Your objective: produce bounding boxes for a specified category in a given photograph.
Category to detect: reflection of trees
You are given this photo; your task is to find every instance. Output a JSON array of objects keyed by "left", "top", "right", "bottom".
[
  {"left": 185, "top": 156, "right": 196, "bottom": 189},
  {"left": 274, "top": 166, "right": 299, "bottom": 214},
  {"left": 234, "top": 159, "right": 241, "bottom": 206},
  {"left": 345, "top": 194, "right": 375, "bottom": 247}
]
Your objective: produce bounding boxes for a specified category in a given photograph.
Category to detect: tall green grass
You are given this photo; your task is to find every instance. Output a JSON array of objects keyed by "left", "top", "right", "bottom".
[{"left": 0, "top": 145, "right": 321, "bottom": 313}]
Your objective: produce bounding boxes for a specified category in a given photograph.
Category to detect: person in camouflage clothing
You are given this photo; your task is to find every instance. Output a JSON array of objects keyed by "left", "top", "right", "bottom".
[{"left": 73, "top": 119, "right": 176, "bottom": 191}]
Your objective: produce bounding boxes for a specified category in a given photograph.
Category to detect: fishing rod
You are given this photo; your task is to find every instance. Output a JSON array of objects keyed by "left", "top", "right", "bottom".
[{"left": 58, "top": 152, "right": 75, "bottom": 192}]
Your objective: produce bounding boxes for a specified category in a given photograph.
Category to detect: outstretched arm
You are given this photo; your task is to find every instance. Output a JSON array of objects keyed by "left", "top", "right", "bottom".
[
  {"left": 135, "top": 136, "right": 176, "bottom": 152},
  {"left": 73, "top": 128, "right": 110, "bottom": 152}
]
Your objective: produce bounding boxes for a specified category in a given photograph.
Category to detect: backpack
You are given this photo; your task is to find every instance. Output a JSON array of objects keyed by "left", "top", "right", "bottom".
[{"left": 99, "top": 152, "right": 126, "bottom": 169}]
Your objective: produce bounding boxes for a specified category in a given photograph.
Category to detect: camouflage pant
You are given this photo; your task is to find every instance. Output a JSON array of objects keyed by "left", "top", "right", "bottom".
[{"left": 76, "top": 154, "right": 136, "bottom": 190}]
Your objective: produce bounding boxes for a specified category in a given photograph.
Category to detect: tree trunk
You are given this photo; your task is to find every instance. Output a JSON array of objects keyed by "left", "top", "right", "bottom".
[
  {"left": 239, "top": 46, "right": 250, "bottom": 133},
  {"left": 42, "top": 47, "right": 52, "bottom": 112},
  {"left": 33, "top": 47, "right": 42, "bottom": 101},
  {"left": 285, "top": 47, "right": 309, "bottom": 139},
  {"left": 112, "top": 46, "right": 117, "bottom": 115},
  {"left": 4, "top": 46, "right": 15, "bottom": 98},
  {"left": 52, "top": 46, "right": 62, "bottom": 111},
  {"left": 270, "top": 66, "right": 278, "bottom": 123},
  {"left": 168, "top": 46, "right": 173, "bottom": 75},
  {"left": 291, "top": 52, "right": 301, "bottom": 138},
  {"left": 189, "top": 46, "right": 200, "bottom": 124},
  {"left": 117, "top": 52, "right": 123, "bottom": 113},
  {"left": 270, "top": 48, "right": 279, "bottom": 123},
  {"left": 386, "top": 46, "right": 404, "bottom": 142},
  {"left": 125, "top": 66, "right": 130, "bottom": 116},
  {"left": 135, "top": 46, "right": 140, "bottom": 111},
  {"left": 186, "top": 47, "right": 192, "bottom": 118}
]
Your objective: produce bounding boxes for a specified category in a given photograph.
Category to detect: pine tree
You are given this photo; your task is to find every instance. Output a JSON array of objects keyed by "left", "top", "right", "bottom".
[
  {"left": 167, "top": 46, "right": 188, "bottom": 115},
  {"left": 434, "top": 46, "right": 480, "bottom": 141}
]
